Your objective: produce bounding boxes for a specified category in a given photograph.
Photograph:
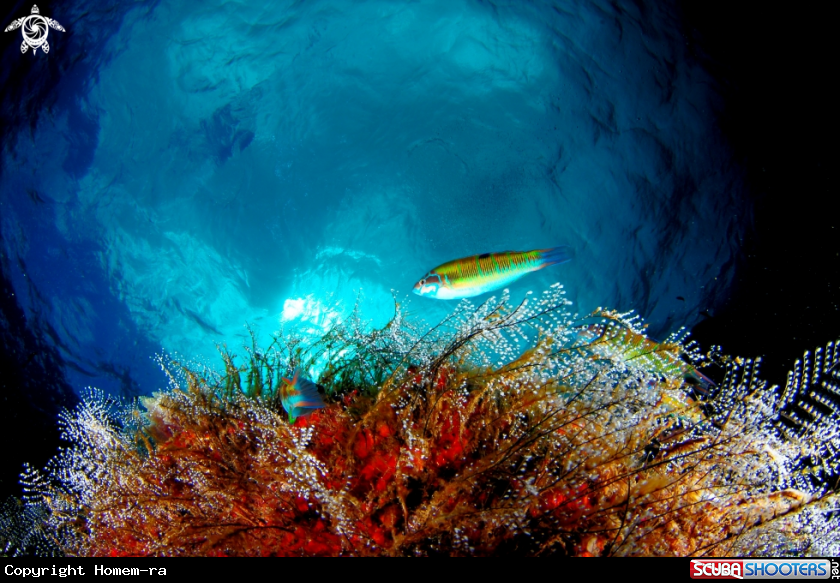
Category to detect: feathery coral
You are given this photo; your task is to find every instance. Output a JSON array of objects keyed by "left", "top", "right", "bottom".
[{"left": 18, "top": 286, "right": 840, "bottom": 556}]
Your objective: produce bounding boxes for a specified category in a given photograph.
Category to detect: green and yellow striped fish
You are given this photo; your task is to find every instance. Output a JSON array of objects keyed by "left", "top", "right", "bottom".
[{"left": 412, "top": 246, "right": 574, "bottom": 300}]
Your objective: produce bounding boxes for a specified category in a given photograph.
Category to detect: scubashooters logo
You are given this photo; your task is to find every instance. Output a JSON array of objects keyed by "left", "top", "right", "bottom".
[
  {"left": 4, "top": 5, "right": 65, "bottom": 54},
  {"left": 690, "top": 559, "right": 833, "bottom": 580}
]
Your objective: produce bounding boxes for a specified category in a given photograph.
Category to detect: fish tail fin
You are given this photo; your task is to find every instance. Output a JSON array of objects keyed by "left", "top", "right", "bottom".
[
  {"left": 536, "top": 246, "right": 574, "bottom": 269},
  {"left": 684, "top": 368, "right": 716, "bottom": 395},
  {"left": 293, "top": 374, "right": 326, "bottom": 410}
]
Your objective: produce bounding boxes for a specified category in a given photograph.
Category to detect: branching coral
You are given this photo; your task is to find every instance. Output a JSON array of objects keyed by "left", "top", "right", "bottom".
[{"left": 20, "top": 286, "right": 840, "bottom": 556}]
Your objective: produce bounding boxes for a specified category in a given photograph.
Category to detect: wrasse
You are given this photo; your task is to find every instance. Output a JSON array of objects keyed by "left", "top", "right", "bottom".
[
  {"left": 413, "top": 246, "right": 573, "bottom": 300},
  {"left": 575, "top": 323, "right": 715, "bottom": 397},
  {"left": 280, "top": 368, "right": 325, "bottom": 423}
]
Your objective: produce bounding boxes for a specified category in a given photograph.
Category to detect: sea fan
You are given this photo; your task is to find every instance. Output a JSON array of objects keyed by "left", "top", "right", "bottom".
[{"left": 19, "top": 286, "right": 840, "bottom": 556}]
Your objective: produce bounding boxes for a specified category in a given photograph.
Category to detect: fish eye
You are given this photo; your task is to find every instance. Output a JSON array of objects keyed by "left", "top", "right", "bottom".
[{"left": 420, "top": 279, "right": 426, "bottom": 285}]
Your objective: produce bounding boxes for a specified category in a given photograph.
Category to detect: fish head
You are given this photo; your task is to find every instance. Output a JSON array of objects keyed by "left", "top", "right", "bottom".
[{"left": 413, "top": 272, "right": 443, "bottom": 297}]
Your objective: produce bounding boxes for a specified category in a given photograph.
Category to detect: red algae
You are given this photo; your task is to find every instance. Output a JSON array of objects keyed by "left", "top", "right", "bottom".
[{"left": 17, "top": 287, "right": 840, "bottom": 556}]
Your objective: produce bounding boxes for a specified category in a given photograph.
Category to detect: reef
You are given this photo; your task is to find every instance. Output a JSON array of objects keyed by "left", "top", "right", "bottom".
[{"left": 8, "top": 285, "right": 840, "bottom": 556}]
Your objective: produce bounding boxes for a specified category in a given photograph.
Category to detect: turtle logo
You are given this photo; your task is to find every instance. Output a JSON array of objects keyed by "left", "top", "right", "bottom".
[{"left": 4, "top": 5, "right": 65, "bottom": 54}]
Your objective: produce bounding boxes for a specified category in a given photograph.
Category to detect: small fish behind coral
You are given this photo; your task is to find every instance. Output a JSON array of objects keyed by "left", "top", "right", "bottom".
[
  {"left": 413, "top": 246, "right": 574, "bottom": 300},
  {"left": 280, "top": 368, "right": 325, "bottom": 423}
]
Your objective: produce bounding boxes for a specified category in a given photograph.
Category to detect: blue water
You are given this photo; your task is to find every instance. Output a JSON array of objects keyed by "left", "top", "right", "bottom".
[{"left": 1, "top": 0, "right": 746, "bottom": 402}]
